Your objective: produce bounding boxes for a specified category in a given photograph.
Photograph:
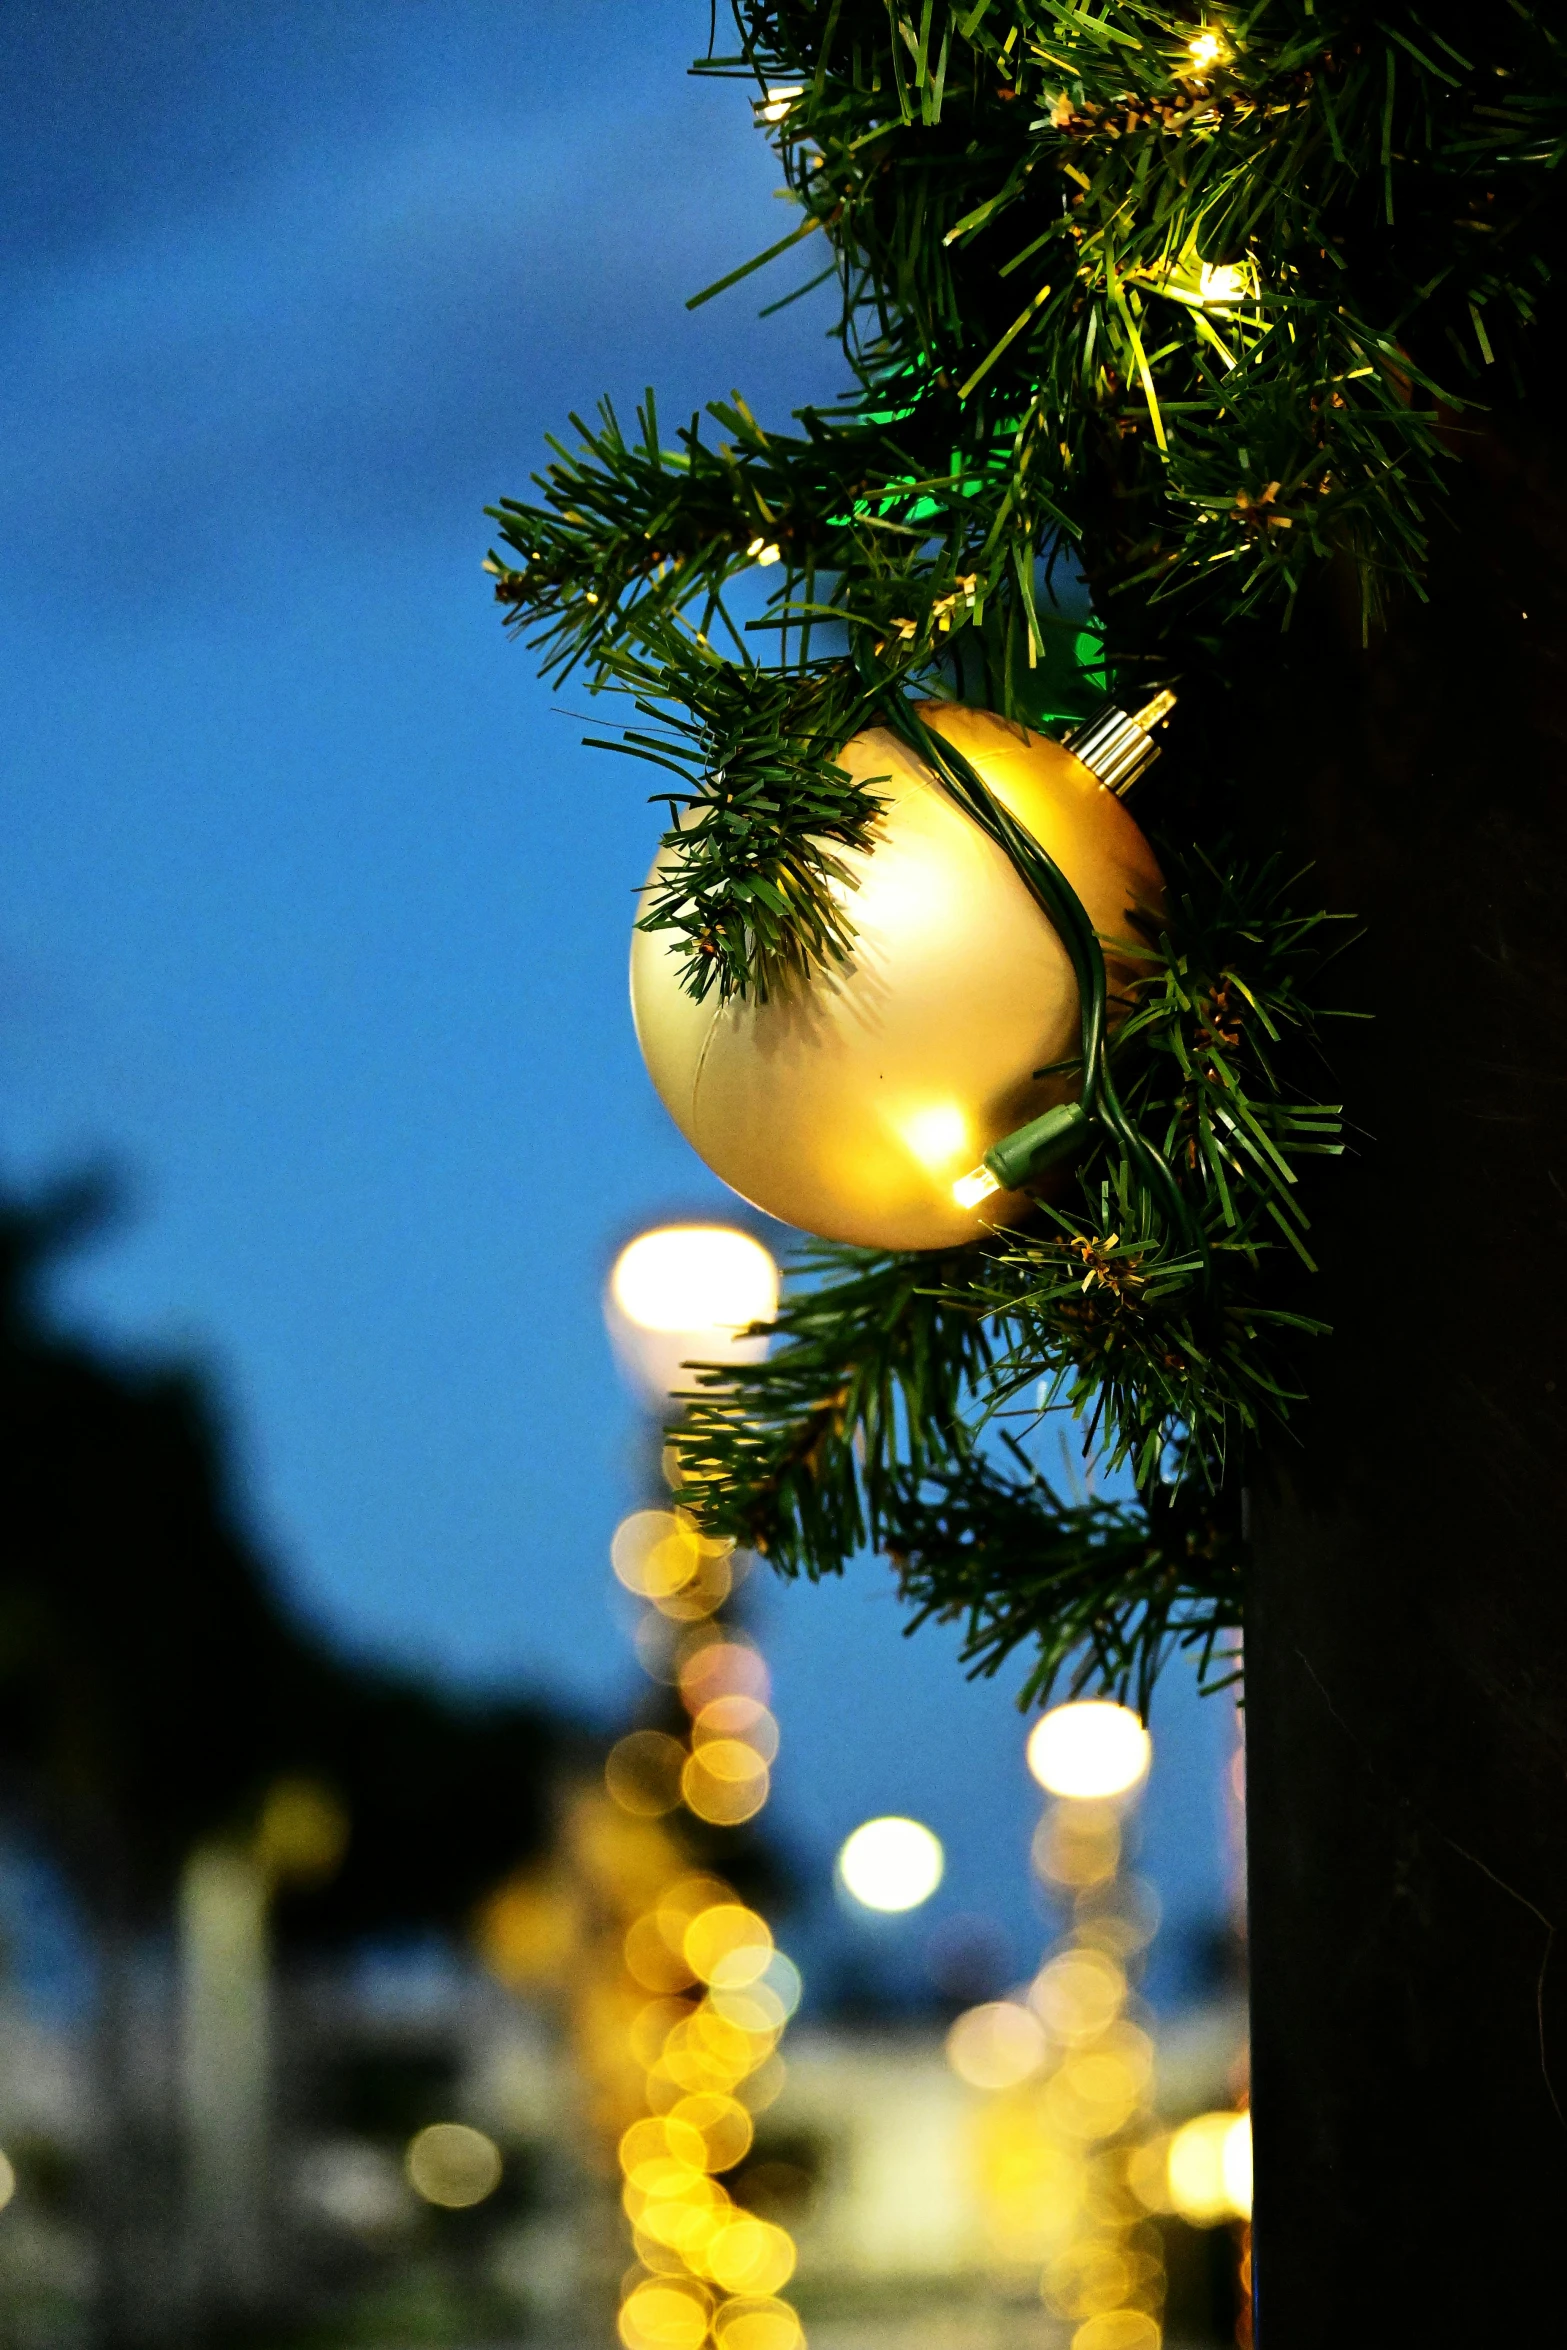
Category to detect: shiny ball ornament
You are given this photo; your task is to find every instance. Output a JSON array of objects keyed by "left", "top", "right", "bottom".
[{"left": 630, "top": 703, "right": 1164, "bottom": 1252}]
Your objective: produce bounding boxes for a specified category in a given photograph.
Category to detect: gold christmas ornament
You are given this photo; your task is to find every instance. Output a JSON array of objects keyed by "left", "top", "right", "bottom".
[{"left": 630, "top": 702, "right": 1167, "bottom": 1252}]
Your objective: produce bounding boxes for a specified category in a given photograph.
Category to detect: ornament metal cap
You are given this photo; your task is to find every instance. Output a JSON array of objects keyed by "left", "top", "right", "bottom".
[{"left": 1065, "top": 689, "right": 1178, "bottom": 796}]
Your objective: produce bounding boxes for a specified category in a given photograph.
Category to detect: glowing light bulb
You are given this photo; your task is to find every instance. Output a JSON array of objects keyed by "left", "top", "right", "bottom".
[
  {"left": 1188, "top": 30, "right": 1223, "bottom": 67},
  {"left": 837, "top": 1816, "right": 944, "bottom": 1912},
  {"left": 952, "top": 1164, "right": 1000, "bottom": 1209},
  {"left": 1026, "top": 1700, "right": 1151, "bottom": 1799},
  {"left": 756, "top": 84, "right": 803, "bottom": 122}
]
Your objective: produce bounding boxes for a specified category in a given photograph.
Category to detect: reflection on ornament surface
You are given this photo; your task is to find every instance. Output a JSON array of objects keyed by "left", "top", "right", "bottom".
[{"left": 631, "top": 705, "right": 1163, "bottom": 1250}]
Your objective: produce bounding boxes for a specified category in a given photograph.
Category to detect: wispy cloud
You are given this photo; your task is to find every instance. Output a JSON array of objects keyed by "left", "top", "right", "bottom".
[{"left": 0, "top": 65, "right": 833, "bottom": 602}]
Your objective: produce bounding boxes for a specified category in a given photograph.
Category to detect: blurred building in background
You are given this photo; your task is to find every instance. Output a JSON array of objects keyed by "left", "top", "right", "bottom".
[
  {"left": 0, "top": 1178, "right": 578, "bottom": 2347},
  {"left": 0, "top": 1189, "right": 1249, "bottom": 2350},
  {"left": 0, "top": 13, "right": 1252, "bottom": 2343}
]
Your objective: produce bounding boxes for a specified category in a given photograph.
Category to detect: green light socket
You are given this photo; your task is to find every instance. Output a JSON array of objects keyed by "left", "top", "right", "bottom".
[{"left": 984, "top": 1101, "right": 1093, "bottom": 1190}]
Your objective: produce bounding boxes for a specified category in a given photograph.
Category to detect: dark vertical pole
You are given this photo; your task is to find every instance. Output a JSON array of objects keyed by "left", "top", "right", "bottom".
[{"left": 1242, "top": 399, "right": 1567, "bottom": 2337}]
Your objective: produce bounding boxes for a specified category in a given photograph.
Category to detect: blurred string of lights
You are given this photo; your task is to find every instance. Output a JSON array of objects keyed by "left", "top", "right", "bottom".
[
  {"left": 939, "top": 1699, "right": 1250, "bottom": 2349},
  {"left": 481, "top": 1226, "right": 803, "bottom": 2350},
  {"left": 603, "top": 1508, "right": 804, "bottom": 2350}
]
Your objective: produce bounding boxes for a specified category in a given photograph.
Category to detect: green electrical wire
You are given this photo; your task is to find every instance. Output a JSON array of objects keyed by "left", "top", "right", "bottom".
[{"left": 881, "top": 693, "right": 1210, "bottom": 1285}]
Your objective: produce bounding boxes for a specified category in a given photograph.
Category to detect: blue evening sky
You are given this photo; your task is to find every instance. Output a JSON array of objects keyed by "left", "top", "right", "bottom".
[{"left": 0, "top": 0, "right": 1232, "bottom": 2002}]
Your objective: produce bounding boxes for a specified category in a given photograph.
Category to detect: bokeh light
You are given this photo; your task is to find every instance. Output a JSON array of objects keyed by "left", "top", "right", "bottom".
[
  {"left": 475, "top": 1871, "right": 582, "bottom": 1989},
  {"left": 951, "top": 1736, "right": 1167, "bottom": 2338},
  {"left": 703, "top": 2214, "right": 797, "bottom": 2296},
  {"left": 1068, "top": 2311, "right": 1160, "bottom": 2350},
  {"left": 685, "top": 1905, "right": 774, "bottom": 1988},
  {"left": 612, "top": 1228, "right": 780, "bottom": 1336},
  {"left": 837, "top": 1816, "right": 945, "bottom": 1912},
  {"left": 1042, "top": 2240, "right": 1155, "bottom": 2323},
  {"left": 607, "top": 1228, "right": 780, "bottom": 1413},
  {"left": 1223, "top": 2110, "right": 1253, "bottom": 2216},
  {"left": 694, "top": 1695, "right": 779, "bottom": 1762},
  {"left": 1071, "top": 1875, "right": 1161, "bottom": 1960},
  {"left": 612, "top": 1511, "right": 687, "bottom": 1596},
  {"left": 1026, "top": 1702, "right": 1151, "bottom": 1800},
  {"left": 712, "top": 2297, "right": 804, "bottom": 2350},
  {"left": 625, "top": 1919, "right": 697, "bottom": 1997},
  {"left": 1040, "top": 2034, "right": 1149, "bottom": 2141},
  {"left": 681, "top": 1744, "right": 770, "bottom": 1826},
  {"left": 599, "top": 1230, "right": 801, "bottom": 2350},
  {"left": 679, "top": 1640, "right": 770, "bottom": 1713},
  {"left": 404, "top": 2122, "right": 502, "bottom": 2209},
  {"left": 0, "top": 2150, "right": 14, "bottom": 2213},
  {"left": 1031, "top": 1801, "right": 1121, "bottom": 1888},
  {"left": 756, "top": 1951, "right": 803, "bottom": 2020},
  {"left": 1165, "top": 2109, "right": 1253, "bottom": 2223},
  {"left": 611, "top": 1513, "right": 736, "bottom": 1619},
  {"left": 621, "top": 2114, "right": 710, "bottom": 2183},
  {"left": 619, "top": 2276, "right": 711, "bottom": 2350},
  {"left": 670, "top": 2092, "right": 754, "bottom": 2172},
  {"left": 946, "top": 2000, "right": 1048, "bottom": 2090},
  {"left": 607, "top": 1732, "right": 688, "bottom": 1819},
  {"left": 1029, "top": 1947, "right": 1127, "bottom": 2043}
]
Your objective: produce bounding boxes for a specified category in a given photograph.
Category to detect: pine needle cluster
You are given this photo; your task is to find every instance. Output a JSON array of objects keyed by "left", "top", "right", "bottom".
[
  {"left": 670, "top": 846, "right": 1340, "bottom": 1703},
  {"left": 490, "top": 2, "right": 1566, "bottom": 1710}
]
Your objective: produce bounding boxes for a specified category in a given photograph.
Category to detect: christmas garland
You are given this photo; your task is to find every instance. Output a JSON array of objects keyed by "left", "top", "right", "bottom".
[{"left": 489, "top": 2, "right": 1566, "bottom": 1709}]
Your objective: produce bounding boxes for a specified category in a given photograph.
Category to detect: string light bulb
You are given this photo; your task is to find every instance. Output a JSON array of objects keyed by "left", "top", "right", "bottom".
[
  {"left": 1187, "top": 29, "right": 1224, "bottom": 68},
  {"left": 951, "top": 1165, "right": 1001, "bottom": 1211}
]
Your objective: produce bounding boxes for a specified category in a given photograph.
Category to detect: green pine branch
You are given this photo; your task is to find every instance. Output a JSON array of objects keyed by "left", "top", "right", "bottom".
[
  {"left": 674, "top": 1242, "right": 996, "bottom": 1574},
  {"left": 489, "top": 4, "right": 1566, "bottom": 1002},
  {"left": 672, "top": 850, "right": 1343, "bottom": 1606},
  {"left": 593, "top": 644, "right": 892, "bottom": 1003},
  {"left": 491, "top": 0, "right": 1567, "bottom": 1709},
  {"left": 889, "top": 1434, "right": 1244, "bottom": 1716}
]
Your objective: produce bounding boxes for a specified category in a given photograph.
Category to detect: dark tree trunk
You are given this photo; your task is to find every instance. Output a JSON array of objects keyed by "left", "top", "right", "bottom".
[{"left": 1244, "top": 388, "right": 1567, "bottom": 2336}]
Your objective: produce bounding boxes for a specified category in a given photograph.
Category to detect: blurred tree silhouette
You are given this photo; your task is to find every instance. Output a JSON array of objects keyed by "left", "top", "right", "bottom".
[{"left": 0, "top": 1172, "right": 573, "bottom": 1937}]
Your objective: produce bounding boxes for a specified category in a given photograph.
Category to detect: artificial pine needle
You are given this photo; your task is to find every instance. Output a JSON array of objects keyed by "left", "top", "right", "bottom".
[{"left": 488, "top": 0, "right": 1566, "bottom": 1713}]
